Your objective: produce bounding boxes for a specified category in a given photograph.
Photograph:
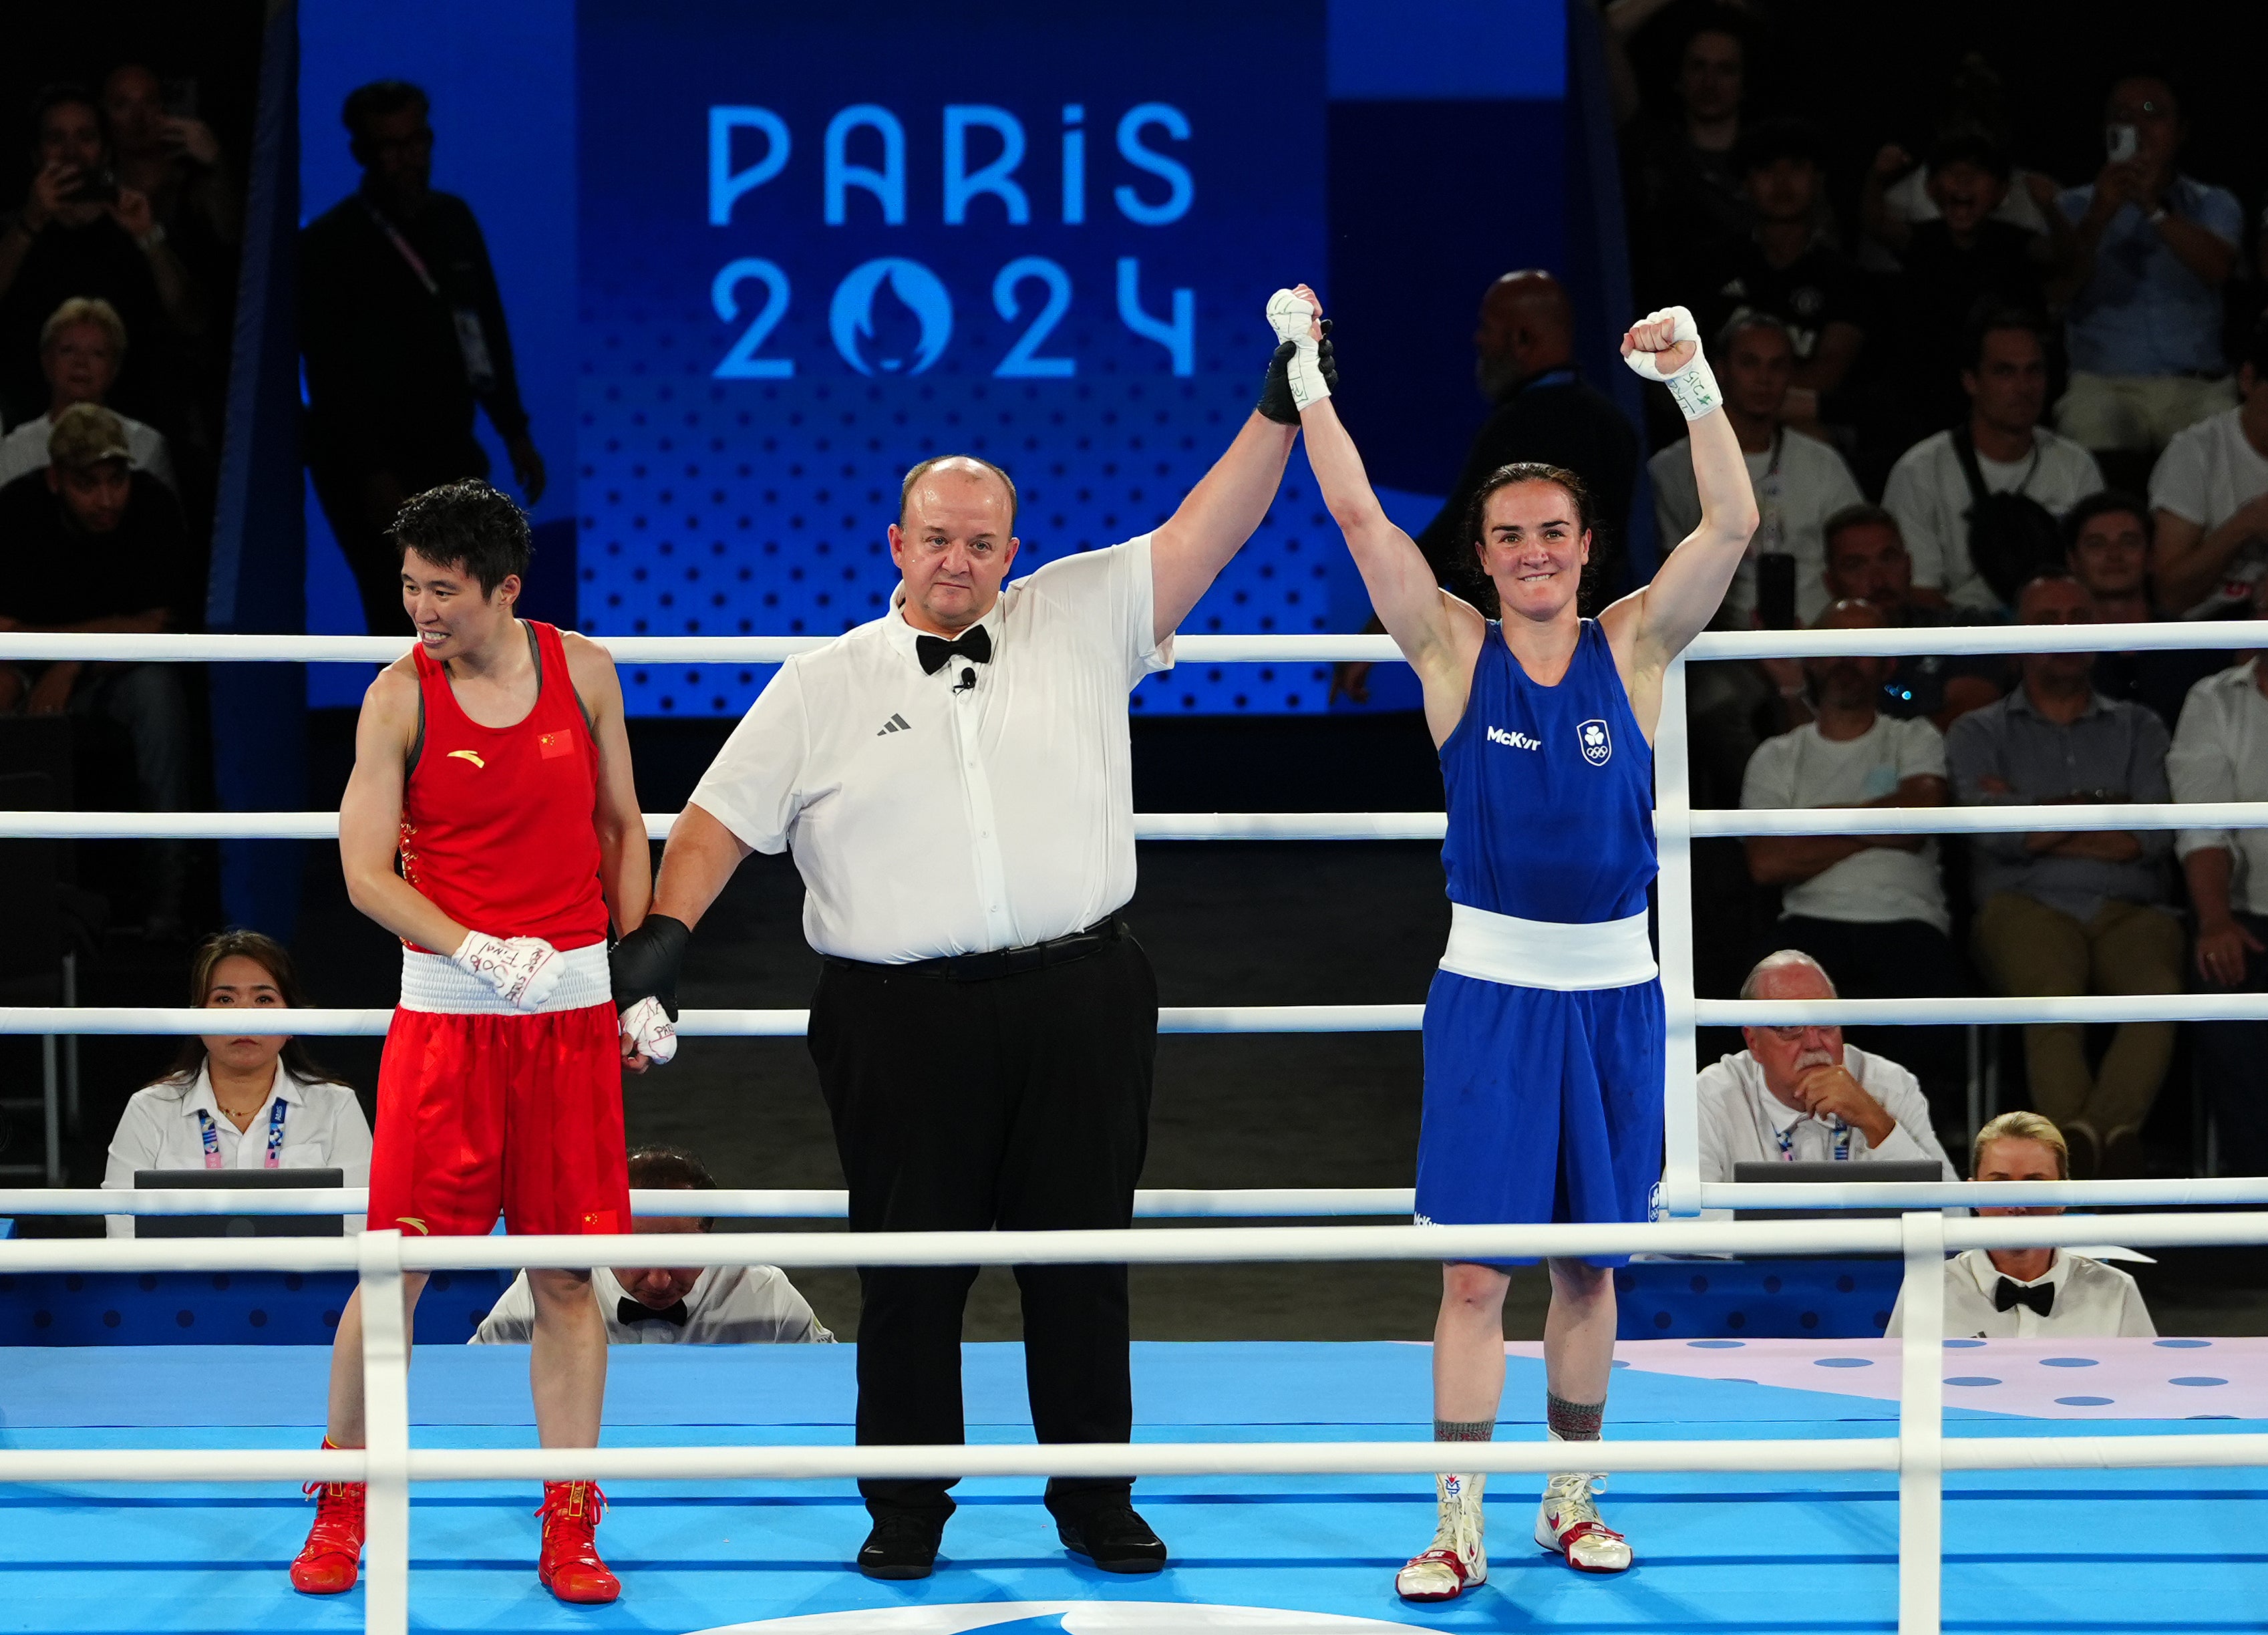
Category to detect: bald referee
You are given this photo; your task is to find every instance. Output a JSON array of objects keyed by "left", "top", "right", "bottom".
[{"left": 611, "top": 307, "right": 1334, "bottom": 1580}]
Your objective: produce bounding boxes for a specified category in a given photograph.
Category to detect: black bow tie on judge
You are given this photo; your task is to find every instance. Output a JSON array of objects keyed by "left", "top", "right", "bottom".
[
  {"left": 1993, "top": 1277, "right": 2054, "bottom": 1318},
  {"left": 916, "top": 625, "right": 992, "bottom": 676},
  {"left": 618, "top": 1296, "right": 689, "bottom": 1328}
]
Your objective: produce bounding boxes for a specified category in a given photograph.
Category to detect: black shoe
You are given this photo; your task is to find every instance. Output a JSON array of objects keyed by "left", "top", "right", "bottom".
[
  {"left": 1054, "top": 1502, "right": 1167, "bottom": 1573},
  {"left": 857, "top": 1513, "right": 943, "bottom": 1580}
]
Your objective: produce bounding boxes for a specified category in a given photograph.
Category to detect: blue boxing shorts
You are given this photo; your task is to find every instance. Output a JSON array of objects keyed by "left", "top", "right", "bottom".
[{"left": 1412, "top": 968, "right": 1665, "bottom": 1268}]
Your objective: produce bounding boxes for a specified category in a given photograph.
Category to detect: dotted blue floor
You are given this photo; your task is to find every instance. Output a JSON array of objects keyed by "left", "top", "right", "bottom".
[{"left": 1, "top": 1343, "right": 2262, "bottom": 1632}]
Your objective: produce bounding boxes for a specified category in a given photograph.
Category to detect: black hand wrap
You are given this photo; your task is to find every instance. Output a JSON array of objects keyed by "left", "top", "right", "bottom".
[
  {"left": 1256, "top": 320, "right": 1337, "bottom": 423},
  {"left": 610, "top": 913, "right": 691, "bottom": 1020}
]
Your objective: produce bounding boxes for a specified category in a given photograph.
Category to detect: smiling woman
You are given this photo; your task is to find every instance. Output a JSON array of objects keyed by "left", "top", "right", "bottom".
[{"left": 99, "top": 931, "right": 371, "bottom": 1237}]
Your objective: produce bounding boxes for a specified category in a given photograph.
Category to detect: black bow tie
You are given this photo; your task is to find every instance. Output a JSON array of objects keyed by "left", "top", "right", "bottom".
[
  {"left": 915, "top": 625, "right": 992, "bottom": 675},
  {"left": 1993, "top": 1276, "right": 2054, "bottom": 1318},
  {"left": 617, "top": 1296, "right": 689, "bottom": 1328}
]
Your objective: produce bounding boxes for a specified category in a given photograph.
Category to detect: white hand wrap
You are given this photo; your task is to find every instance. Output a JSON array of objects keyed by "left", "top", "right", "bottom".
[
  {"left": 619, "top": 994, "right": 677, "bottom": 1065},
  {"left": 452, "top": 931, "right": 565, "bottom": 1013},
  {"left": 1621, "top": 304, "right": 1722, "bottom": 421},
  {"left": 1266, "top": 289, "right": 1330, "bottom": 412}
]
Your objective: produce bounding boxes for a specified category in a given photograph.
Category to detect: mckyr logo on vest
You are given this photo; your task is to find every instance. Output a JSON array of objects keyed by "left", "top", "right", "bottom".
[{"left": 1486, "top": 726, "right": 1540, "bottom": 752}]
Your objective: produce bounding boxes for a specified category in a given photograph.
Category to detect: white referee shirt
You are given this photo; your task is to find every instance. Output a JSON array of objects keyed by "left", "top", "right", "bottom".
[
  {"left": 470, "top": 1263, "right": 834, "bottom": 1346},
  {"left": 1692, "top": 1045, "right": 1957, "bottom": 1205},
  {"left": 1886, "top": 1247, "right": 2156, "bottom": 1338},
  {"left": 691, "top": 537, "right": 1174, "bottom": 963},
  {"left": 101, "top": 1063, "right": 372, "bottom": 1237}
]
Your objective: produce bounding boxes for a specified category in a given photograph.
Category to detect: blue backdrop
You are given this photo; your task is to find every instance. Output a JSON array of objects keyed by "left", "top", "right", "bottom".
[{"left": 301, "top": 0, "right": 1573, "bottom": 716}]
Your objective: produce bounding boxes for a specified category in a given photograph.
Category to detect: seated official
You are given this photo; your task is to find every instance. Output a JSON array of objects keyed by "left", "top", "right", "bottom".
[
  {"left": 1695, "top": 950, "right": 1956, "bottom": 1197},
  {"left": 1888, "top": 1111, "right": 2154, "bottom": 1338},
  {"left": 102, "top": 931, "right": 371, "bottom": 1237},
  {"left": 472, "top": 1146, "right": 832, "bottom": 1345}
]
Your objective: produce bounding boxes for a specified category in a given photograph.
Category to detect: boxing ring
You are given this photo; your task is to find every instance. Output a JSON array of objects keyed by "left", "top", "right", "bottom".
[{"left": 4, "top": 623, "right": 2268, "bottom": 1634}]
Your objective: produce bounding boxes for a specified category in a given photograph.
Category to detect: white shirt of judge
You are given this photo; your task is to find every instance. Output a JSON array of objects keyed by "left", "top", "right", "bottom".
[
  {"left": 101, "top": 1063, "right": 371, "bottom": 1237},
  {"left": 1885, "top": 1247, "right": 2154, "bottom": 1340},
  {"left": 473, "top": 1263, "right": 833, "bottom": 1346},
  {"left": 689, "top": 537, "right": 1171, "bottom": 963},
  {"left": 1695, "top": 1044, "right": 1955, "bottom": 1193}
]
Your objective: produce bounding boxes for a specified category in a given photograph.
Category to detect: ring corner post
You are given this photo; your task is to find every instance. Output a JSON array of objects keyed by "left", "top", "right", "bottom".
[
  {"left": 1897, "top": 1209, "right": 1947, "bottom": 1635},
  {"left": 358, "top": 1227, "right": 411, "bottom": 1635},
  {"left": 1655, "top": 653, "right": 1702, "bottom": 1217}
]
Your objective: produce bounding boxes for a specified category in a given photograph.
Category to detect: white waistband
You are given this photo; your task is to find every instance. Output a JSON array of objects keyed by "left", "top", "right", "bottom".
[
  {"left": 1438, "top": 901, "right": 1657, "bottom": 992},
  {"left": 399, "top": 942, "right": 612, "bottom": 1014}
]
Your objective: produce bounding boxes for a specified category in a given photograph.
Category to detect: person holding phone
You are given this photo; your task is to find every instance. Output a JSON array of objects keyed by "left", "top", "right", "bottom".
[
  {"left": 1288, "top": 287, "right": 1756, "bottom": 1602},
  {"left": 0, "top": 85, "right": 198, "bottom": 428},
  {"left": 2052, "top": 75, "right": 2242, "bottom": 458}
]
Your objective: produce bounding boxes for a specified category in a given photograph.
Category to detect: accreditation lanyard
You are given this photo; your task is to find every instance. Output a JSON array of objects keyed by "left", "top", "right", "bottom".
[
  {"left": 196, "top": 1097, "right": 287, "bottom": 1171},
  {"left": 361, "top": 200, "right": 498, "bottom": 392},
  {"left": 1775, "top": 1116, "right": 1852, "bottom": 1161}
]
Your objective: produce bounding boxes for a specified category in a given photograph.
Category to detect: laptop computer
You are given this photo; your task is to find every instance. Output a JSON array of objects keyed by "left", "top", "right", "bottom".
[
  {"left": 1730, "top": 1159, "right": 1945, "bottom": 1223},
  {"left": 133, "top": 1167, "right": 346, "bottom": 1237}
]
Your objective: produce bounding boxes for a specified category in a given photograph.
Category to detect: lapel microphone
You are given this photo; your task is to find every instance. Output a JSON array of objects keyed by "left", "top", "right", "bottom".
[{"left": 953, "top": 665, "right": 977, "bottom": 694}]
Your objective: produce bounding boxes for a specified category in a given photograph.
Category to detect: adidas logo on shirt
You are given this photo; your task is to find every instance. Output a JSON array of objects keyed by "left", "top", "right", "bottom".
[
  {"left": 1486, "top": 726, "right": 1540, "bottom": 752},
  {"left": 876, "top": 713, "right": 911, "bottom": 736}
]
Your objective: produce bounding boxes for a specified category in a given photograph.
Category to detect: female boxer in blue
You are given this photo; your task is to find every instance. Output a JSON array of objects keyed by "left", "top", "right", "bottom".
[{"left": 1280, "top": 287, "right": 1756, "bottom": 1602}]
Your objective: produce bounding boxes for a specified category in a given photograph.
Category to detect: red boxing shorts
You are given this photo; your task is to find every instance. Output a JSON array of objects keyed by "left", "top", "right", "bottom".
[{"left": 367, "top": 960, "right": 628, "bottom": 1237}]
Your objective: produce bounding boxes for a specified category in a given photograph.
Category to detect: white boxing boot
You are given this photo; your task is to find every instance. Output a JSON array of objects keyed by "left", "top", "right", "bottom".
[
  {"left": 1396, "top": 1471, "right": 1486, "bottom": 1602},
  {"left": 1535, "top": 1469, "right": 1633, "bottom": 1573}
]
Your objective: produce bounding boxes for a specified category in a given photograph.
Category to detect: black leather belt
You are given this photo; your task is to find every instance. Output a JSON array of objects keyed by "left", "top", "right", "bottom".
[{"left": 825, "top": 917, "right": 1122, "bottom": 982}]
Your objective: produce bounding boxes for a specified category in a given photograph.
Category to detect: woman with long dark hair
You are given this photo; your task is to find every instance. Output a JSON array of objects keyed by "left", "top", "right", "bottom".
[{"left": 102, "top": 931, "right": 370, "bottom": 1235}]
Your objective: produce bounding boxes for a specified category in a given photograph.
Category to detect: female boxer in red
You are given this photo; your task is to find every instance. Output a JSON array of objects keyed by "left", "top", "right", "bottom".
[{"left": 291, "top": 480, "right": 653, "bottom": 1606}]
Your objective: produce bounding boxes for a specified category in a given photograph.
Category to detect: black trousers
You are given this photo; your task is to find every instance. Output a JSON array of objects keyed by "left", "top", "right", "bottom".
[
  {"left": 807, "top": 933, "right": 1158, "bottom": 1523},
  {"left": 2195, "top": 909, "right": 2268, "bottom": 1177}
]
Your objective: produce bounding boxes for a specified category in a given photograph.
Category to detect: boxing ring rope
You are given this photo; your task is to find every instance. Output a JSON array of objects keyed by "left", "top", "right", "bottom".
[{"left": 6, "top": 622, "right": 2268, "bottom": 1634}]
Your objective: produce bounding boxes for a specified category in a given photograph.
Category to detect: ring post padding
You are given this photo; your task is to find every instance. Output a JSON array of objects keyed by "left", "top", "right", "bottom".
[
  {"left": 358, "top": 1228, "right": 411, "bottom": 1635},
  {"left": 1656, "top": 655, "right": 1702, "bottom": 1216},
  {"left": 1897, "top": 1209, "right": 1947, "bottom": 1635}
]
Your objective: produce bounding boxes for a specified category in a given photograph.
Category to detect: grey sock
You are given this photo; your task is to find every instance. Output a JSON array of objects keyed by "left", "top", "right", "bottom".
[
  {"left": 1546, "top": 1393, "right": 1604, "bottom": 1441},
  {"left": 1434, "top": 1418, "right": 1495, "bottom": 1442}
]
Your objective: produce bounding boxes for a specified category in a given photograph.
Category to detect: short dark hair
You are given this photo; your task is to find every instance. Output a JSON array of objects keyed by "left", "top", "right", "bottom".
[
  {"left": 899, "top": 454, "right": 1018, "bottom": 529},
  {"left": 1927, "top": 128, "right": 2011, "bottom": 182},
  {"left": 29, "top": 83, "right": 101, "bottom": 144},
  {"left": 1736, "top": 117, "right": 1825, "bottom": 176},
  {"left": 1460, "top": 462, "right": 1593, "bottom": 617},
  {"left": 2062, "top": 488, "right": 2152, "bottom": 554},
  {"left": 1714, "top": 308, "right": 1791, "bottom": 360},
  {"left": 391, "top": 480, "right": 531, "bottom": 595},
  {"left": 627, "top": 1145, "right": 717, "bottom": 1231},
  {"left": 342, "top": 79, "right": 430, "bottom": 142},
  {"left": 1963, "top": 304, "right": 2048, "bottom": 372},
  {"left": 1823, "top": 502, "right": 1903, "bottom": 559}
]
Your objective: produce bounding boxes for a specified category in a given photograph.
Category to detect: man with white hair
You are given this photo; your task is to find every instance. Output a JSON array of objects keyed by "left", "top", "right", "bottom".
[{"left": 1695, "top": 949, "right": 1955, "bottom": 1191}]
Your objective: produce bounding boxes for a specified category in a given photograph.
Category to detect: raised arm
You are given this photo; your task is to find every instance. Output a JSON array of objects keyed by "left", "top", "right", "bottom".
[
  {"left": 1148, "top": 411, "right": 1299, "bottom": 644},
  {"left": 1605, "top": 307, "right": 1760, "bottom": 673}
]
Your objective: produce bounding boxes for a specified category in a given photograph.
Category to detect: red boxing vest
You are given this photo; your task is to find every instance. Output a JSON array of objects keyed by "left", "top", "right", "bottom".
[{"left": 398, "top": 619, "right": 609, "bottom": 953}]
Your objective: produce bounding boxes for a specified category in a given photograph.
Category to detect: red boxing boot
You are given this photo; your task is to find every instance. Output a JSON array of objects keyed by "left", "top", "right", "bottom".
[
  {"left": 536, "top": 1481, "right": 621, "bottom": 1604},
  {"left": 290, "top": 1463, "right": 367, "bottom": 1595}
]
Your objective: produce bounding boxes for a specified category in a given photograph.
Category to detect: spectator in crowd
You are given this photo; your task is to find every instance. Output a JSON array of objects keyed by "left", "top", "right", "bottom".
[
  {"left": 1693, "top": 949, "right": 1957, "bottom": 1194},
  {"left": 102, "top": 932, "right": 370, "bottom": 1237},
  {"left": 100, "top": 64, "right": 240, "bottom": 285},
  {"left": 2169, "top": 612, "right": 2268, "bottom": 1178},
  {"left": 1695, "top": 119, "right": 1869, "bottom": 436},
  {"left": 472, "top": 1147, "right": 832, "bottom": 1345},
  {"left": 1946, "top": 576, "right": 2180, "bottom": 1179},
  {"left": 301, "top": 80, "right": 544, "bottom": 637},
  {"left": 1817, "top": 505, "right": 2005, "bottom": 731},
  {"left": 1655, "top": 312, "right": 1860, "bottom": 630},
  {"left": 0, "top": 297, "right": 175, "bottom": 491},
  {"left": 1413, "top": 271, "right": 1640, "bottom": 607},
  {"left": 2147, "top": 314, "right": 2268, "bottom": 619},
  {"left": 1617, "top": 8, "right": 1754, "bottom": 304},
  {"left": 1887, "top": 1111, "right": 2155, "bottom": 1338},
  {"left": 0, "top": 84, "right": 199, "bottom": 430},
  {"left": 1862, "top": 118, "right": 2064, "bottom": 259},
  {"left": 2068, "top": 491, "right": 2221, "bottom": 728},
  {"left": 0, "top": 404, "right": 196, "bottom": 932},
  {"left": 2052, "top": 75, "right": 2241, "bottom": 459},
  {"left": 1883, "top": 310, "right": 2104, "bottom": 611}
]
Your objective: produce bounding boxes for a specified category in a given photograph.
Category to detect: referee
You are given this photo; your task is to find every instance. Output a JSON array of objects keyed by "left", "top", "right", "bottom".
[{"left": 611, "top": 311, "right": 1334, "bottom": 1580}]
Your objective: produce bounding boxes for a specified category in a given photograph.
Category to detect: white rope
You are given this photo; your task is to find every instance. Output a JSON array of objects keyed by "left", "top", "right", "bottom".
[
  {"left": 1699, "top": 995, "right": 2268, "bottom": 1026},
  {"left": 1690, "top": 619, "right": 2268, "bottom": 660},
  {"left": 1698, "top": 801, "right": 2268, "bottom": 837},
  {"left": 0, "top": 810, "right": 1454, "bottom": 843},
  {"left": 0, "top": 632, "right": 1407, "bottom": 665},
  {"left": 1, "top": 1185, "right": 1421, "bottom": 1219}
]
